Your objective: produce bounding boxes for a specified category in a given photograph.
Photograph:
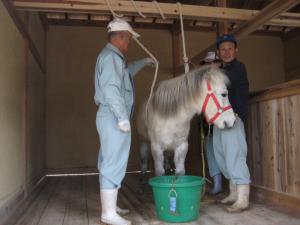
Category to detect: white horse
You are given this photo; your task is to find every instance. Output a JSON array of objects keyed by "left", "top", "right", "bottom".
[{"left": 137, "top": 65, "right": 236, "bottom": 178}]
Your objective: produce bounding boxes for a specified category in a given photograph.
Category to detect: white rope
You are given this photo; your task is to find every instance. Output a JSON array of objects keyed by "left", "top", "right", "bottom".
[
  {"left": 200, "top": 119, "right": 211, "bottom": 197},
  {"left": 133, "top": 37, "right": 159, "bottom": 114},
  {"left": 200, "top": 124, "right": 207, "bottom": 197},
  {"left": 105, "top": 0, "right": 123, "bottom": 18},
  {"left": 130, "top": 0, "right": 147, "bottom": 18},
  {"left": 153, "top": 0, "right": 166, "bottom": 20},
  {"left": 177, "top": 2, "right": 189, "bottom": 73}
]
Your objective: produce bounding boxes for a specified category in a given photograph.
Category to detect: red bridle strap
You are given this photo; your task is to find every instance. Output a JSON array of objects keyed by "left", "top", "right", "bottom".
[{"left": 201, "top": 80, "right": 232, "bottom": 124}]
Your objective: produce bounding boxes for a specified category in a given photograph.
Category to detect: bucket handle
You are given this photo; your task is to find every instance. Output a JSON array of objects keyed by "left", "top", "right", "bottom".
[{"left": 168, "top": 188, "right": 178, "bottom": 198}]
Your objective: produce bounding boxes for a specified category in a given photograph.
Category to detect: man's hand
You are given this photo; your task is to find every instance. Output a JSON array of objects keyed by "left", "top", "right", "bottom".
[
  {"left": 145, "top": 58, "right": 156, "bottom": 67},
  {"left": 118, "top": 120, "right": 131, "bottom": 132}
]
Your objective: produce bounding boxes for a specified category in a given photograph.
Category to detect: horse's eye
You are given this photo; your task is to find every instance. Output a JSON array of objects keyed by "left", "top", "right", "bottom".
[{"left": 221, "top": 93, "right": 227, "bottom": 97}]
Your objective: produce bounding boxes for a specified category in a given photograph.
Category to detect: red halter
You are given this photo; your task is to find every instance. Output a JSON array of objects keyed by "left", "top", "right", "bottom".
[{"left": 201, "top": 80, "right": 232, "bottom": 124}]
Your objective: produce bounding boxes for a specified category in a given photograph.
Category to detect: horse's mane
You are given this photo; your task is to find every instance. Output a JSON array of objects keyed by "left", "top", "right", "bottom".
[{"left": 150, "top": 65, "right": 228, "bottom": 117}]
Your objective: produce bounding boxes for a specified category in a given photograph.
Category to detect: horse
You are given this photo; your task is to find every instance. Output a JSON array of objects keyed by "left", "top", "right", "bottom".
[{"left": 137, "top": 65, "right": 236, "bottom": 180}]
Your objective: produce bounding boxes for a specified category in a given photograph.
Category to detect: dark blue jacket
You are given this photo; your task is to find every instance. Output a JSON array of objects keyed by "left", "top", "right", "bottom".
[{"left": 221, "top": 59, "right": 249, "bottom": 123}]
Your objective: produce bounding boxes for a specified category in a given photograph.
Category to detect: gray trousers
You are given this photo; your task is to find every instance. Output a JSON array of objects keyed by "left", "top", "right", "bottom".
[
  {"left": 205, "top": 134, "right": 221, "bottom": 177},
  {"left": 213, "top": 117, "right": 251, "bottom": 185}
]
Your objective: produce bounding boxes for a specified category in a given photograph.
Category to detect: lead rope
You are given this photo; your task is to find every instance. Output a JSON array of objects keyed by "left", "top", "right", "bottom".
[
  {"left": 200, "top": 118, "right": 210, "bottom": 198},
  {"left": 133, "top": 37, "right": 159, "bottom": 116},
  {"left": 128, "top": 0, "right": 160, "bottom": 117},
  {"left": 140, "top": 0, "right": 166, "bottom": 116},
  {"left": 201, "top": 122, "right": 206, "bottom": 197},
  {"left": 200, "top": 120, "right": 217, "bottom": 204}
]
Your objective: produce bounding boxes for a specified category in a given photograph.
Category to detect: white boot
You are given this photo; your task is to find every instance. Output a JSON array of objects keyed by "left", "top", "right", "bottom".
[
  {"left": 100, "top": 192, "right": 130, "bottom": 215},
  {"left": 100, "top": 189, "right": 131, "bottom": 225},
  {"left": 227, "top": 184, "right": 250, "bottom": 213},
  {"left": 219, "top": 181, "right": 237, "bottom": 204}
]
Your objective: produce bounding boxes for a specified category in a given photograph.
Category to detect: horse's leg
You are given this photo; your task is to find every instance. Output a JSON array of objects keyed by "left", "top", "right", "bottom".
[
  {"left": 151, "top": 143, "right": 165, "bottom": 176},
  {"left": 139, "top": 141, "right": 150, "bottom": 184},
  {"left": 164, "top": 151, "right": 174, "bottom": 175},
  {"left": 174, "top": 142, "right": 188, "bottom": 176}
]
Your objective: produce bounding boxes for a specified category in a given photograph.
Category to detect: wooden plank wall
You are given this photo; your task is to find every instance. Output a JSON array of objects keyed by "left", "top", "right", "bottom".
[{"left": 247, "top": 80, "right": 300, "bottom": 199}]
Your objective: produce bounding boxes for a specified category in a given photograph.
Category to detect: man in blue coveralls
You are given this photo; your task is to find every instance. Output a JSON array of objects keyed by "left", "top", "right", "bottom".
[
  {"left": 94, "top": 18, "right": 154, "bottom": 225},
  {"left": 213, "top": 34, "right": 251, "bottom": 212}
]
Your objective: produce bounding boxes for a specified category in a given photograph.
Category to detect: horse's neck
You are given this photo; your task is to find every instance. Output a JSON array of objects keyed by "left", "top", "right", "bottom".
[
  {"left": 187, "top": 94, "right": 205, "bottom": 119},
  {"left": 180, "top": 101, "right": 201, "bottom": 124}
]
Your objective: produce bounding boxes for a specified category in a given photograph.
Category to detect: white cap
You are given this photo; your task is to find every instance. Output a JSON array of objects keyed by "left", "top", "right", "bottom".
[
  {"left": 107, "top": 18, "right": 140, "bottom": 38},
  {"left": 204, "top": 51, "right": 218, "bottom": 62}
]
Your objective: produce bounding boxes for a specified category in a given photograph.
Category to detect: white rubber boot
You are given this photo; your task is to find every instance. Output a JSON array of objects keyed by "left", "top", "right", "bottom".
[
  {"left": 219, "top": 181, "right": 237, "bottom": 204},
  {"left": 227, "top": 184, "right": 250, "bottom": 213},
  {"left": 100, "top": 193, "right": 130, "bottom": 215},
  {"left": 100, "top": 189, "right": 131, "bottom": 225}
]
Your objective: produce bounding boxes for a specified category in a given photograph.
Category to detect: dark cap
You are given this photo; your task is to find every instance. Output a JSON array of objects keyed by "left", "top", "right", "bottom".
[{"left": 216, "top": 34, "right": 237, "bottom": 48}]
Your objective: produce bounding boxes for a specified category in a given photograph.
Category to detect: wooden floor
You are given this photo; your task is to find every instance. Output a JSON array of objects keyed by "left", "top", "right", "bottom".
[{"left": 8, "top": 174, "right": 300, "bottom": 225}]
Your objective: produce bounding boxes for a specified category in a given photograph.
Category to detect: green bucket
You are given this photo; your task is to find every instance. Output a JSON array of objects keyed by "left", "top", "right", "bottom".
[{"left": 149, "top": 175, "right": 205, "bottom": 223}]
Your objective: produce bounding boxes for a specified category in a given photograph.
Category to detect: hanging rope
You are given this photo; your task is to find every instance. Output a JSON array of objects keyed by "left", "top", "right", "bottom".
[
  {"left": 130, "top": 0, "right": 147, "bottom": 18},
  {"left": 200, "top": 118, "right": 211, "bottom": 198},
  {"left": 133, "top": 37, "right": 159, "bottom": 114},
  {"left": 177, "top": 2, "right": 189, "bottom": 73},
  {"left": 153, "top": 0, "right": 166, "bottom": 20},
  {"left": 105, "top": 0, "right": 123, "bottom": 18}
]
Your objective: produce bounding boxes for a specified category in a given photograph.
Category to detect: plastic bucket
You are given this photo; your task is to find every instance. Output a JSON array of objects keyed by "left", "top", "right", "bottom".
[{"left": 149, "top": 175, "right": 205, "bottom": 223}]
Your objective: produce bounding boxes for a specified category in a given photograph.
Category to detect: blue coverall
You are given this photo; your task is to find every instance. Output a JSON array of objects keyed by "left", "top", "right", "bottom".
[{"left": 94, "top": 43, "right": 149, "bottom": 189}]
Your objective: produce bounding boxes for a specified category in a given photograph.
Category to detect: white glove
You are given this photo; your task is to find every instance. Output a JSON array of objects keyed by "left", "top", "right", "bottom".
[
  {"left": 118, "top": 120, "right": 131, "bottom": 132},
  {"left": 145, "top": 58, "right": 156, "bottom": 67}
]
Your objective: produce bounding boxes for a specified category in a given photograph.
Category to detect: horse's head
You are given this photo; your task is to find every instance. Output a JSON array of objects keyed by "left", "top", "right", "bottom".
[{"left": 200, "top": 67, "right": 236, "bottom": 129}]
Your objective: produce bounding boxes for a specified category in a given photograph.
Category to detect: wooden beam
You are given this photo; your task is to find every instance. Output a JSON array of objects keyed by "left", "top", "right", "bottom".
[
  {"left": 2, "top": 0, "right": 46, "bottom": 74},
  {"left": 46, "top": 17, "right": 282, "bottom": 37},
  {"left": 232, "top": 0, "right": 300, "bottom": 40},
  {"left": 12, "top": 0, "right": 300, "bottom": 27},
  {"left": 177, "top": 0, "right": 300, "bottom": 72},
  {"left": 249, "top": 79, "right": 300, "bottom": 103}
]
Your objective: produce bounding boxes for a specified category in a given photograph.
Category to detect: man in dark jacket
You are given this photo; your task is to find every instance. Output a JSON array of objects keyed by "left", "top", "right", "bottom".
[{"left": 213, "top": 34, "right": 251, "bottom": 212}]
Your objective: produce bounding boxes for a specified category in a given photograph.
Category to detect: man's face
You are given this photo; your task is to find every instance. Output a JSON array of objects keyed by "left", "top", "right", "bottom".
[
  {"left": 116, "top": 32, "right": 132, "bottom": 54},
  {"left": 217, "top": 41, "right": 238, "bottom": 64}
]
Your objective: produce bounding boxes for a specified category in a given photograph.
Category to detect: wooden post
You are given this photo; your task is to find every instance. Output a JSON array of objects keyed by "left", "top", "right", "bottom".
[
  {"left": 171, "top": 21, "right": 181, "bottom": 77},
  {"left": 1, "top": 0, "right": 46, "bottom": 74},
  {"left": 23, "top": 11, "right": 29, "bottom": 197},
  {"left": 217, "top": 0, "right": 228, "bottom": 36}
]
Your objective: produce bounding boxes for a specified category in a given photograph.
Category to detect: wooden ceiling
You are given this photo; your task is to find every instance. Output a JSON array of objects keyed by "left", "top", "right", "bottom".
[
  {"left": 4, "top": 0, "right": 299, "bottom": 74},
  {"left": 11, "top": 0, "right": 300, "bottom": 37}
]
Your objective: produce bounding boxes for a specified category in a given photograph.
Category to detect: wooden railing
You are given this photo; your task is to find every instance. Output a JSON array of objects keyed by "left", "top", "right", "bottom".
[{"left": 246, "top": 79, "right": 300, "bottom": 213}]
